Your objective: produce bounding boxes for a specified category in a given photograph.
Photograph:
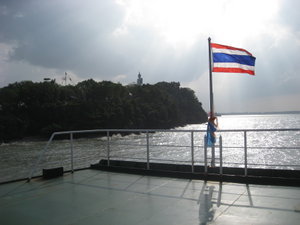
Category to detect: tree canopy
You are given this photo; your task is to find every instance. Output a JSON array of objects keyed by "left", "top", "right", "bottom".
[{"left": 0, "top": 80, "right": 207, "bottom": 142}]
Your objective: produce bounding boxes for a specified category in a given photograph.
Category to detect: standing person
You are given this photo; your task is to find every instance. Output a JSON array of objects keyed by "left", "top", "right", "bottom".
[{"left": 206, "top": 116, "right": 218, "bottom": 147}]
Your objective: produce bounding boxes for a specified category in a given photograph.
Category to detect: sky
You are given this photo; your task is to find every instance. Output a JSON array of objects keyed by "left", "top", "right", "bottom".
[{"left": 0, "top": 0, "right": 299, "bottom": 113}]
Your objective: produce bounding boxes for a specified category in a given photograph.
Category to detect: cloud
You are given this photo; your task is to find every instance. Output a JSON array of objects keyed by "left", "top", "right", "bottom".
[
  {"left": 0, "top": 0, "right": 207, "bottom": 85},
  {"left": 0, "top": 0, "right": 128, "bottom": 76},
  {"left": 278, "top": 0, "right": 300, "bottom": 35},
  {"left": 0, "top": 0, "right": 299, "bottom": 112}
]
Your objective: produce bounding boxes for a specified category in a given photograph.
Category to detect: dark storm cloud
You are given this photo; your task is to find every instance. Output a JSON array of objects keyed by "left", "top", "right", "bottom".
[
  {"left": 0, "top": 0, "right": 131, "bottom": 77},
  {"left": 0, "top": 0, "right": 207, "bottom": 83}
]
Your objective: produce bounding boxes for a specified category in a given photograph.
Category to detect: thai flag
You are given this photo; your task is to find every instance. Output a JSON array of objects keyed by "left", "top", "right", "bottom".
[{"left": 211, "top": 43, "right": 256, "bottom": 75}]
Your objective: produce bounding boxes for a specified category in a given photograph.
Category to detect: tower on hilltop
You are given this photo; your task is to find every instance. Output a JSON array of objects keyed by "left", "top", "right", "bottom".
[{"left": 137, "top": 72, "right": 143, "bottom": 86}]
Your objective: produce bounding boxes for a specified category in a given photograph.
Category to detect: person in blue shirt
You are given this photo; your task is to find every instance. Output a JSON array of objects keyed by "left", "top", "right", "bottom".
[{"left": 206, "top": 116, "right": 218, "bottom": 147}]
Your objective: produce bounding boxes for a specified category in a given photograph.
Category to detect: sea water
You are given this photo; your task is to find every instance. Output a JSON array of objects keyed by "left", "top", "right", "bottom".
[{"left": 0, "top": 114, "right": 300, "bottom": 183}]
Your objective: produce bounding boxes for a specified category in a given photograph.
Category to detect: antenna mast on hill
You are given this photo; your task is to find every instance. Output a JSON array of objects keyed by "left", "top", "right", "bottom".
[{"left": 62, "top": 72, "right": 72, "bottom": 85}]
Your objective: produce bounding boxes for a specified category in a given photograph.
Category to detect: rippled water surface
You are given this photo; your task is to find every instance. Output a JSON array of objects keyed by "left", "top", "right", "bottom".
[{"left": 1, "top": 113, "right": 300, "bottom": 183}]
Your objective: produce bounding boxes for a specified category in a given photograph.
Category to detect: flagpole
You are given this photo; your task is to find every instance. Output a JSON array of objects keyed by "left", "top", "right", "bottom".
[
  {"left": 208, "top": 37, "right": 214, "bottom": 117},
  {"left": 208, "top": 37, "right": 215, "bottom": 167}
]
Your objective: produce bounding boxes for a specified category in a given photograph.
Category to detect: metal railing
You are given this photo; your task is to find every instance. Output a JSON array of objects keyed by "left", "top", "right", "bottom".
[{"left": 27, "top": 128, "right": 300, "bottom": 181}]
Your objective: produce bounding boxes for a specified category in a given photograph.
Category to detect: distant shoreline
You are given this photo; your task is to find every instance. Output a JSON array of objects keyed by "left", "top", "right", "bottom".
[{"left": 218, "top": 111, "right": 300, "bottom": 116}]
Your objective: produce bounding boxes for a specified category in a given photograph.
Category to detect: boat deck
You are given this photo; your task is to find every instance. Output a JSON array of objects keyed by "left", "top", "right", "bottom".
[{"left": 1, "top": 169, "right": 300, "bottom": 225}]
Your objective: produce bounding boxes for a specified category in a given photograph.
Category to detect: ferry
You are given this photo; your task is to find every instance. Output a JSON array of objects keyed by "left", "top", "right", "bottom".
[{"left": 1, "top": 128, "right": 300, "bottom": 225}]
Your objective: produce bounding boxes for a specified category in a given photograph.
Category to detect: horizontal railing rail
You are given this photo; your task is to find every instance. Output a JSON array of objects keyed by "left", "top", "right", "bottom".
[
  {"left": 25, "top": 127, "right": 300, "bottom": 135},
  {"left": 26, "top": 128, "right": 300, "bottom": 181}
]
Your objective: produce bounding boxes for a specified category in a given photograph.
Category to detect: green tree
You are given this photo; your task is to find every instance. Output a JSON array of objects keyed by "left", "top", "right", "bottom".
[{"left": 0, "top": 79, "right": 207, "bottom": 142}]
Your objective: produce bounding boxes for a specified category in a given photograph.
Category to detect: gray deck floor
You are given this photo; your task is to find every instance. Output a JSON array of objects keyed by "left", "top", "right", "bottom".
[{"left": 1, "top": 169, "right": 300, "bottom": 225}]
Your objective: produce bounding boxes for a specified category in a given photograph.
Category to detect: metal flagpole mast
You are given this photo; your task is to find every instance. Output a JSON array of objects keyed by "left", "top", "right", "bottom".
[
  {"left": 208, "top": 37, "right": 214, "bottom": 116},
  {"left": 208, "top": 37, "right": 215, "bottom": 167}
]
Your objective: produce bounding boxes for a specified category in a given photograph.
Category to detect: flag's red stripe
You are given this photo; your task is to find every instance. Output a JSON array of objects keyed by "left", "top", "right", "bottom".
[
  {"left": 211, "top": 43, "right": 253, "bottom": 56},
  {"left": 213, "top": 67, "right": 255, "bottom": 75}
]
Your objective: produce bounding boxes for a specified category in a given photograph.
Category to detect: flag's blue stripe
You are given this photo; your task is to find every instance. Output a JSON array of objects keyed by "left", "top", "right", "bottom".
[{"left": 213, "top": 53, "right": 256, "bottom": 66}]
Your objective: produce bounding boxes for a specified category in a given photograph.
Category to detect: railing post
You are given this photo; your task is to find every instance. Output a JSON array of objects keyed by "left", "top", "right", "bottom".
[
  {"left": 244, "top": 131, "right": 248, "bottom": 176},
  {"left": 204, "top": 135, "right": 208, "bottom": 174},
  {"left": 211, "top": 145, "right": 215, "bottom": 167},
  {"left": 191, "top": 131, "right": 194, "bottom": 173},
  {"left": 70, "top": 132, "right": 74, "bottom": 173},
  {"left": 27, "top": 133, "right": 56, "bottom": 181},
  {"left": 219, "top": 135, "right": 223, "bottom": 175},
  {"left": 146, "top": 131, "right": 150, "bottom": 170},
  {"left": 107, "top": 131, "right": 110, "bottom": 166}
]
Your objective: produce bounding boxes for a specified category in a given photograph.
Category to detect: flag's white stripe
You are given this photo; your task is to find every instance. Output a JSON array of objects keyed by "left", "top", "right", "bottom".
[
  {"left": 212, "top": 48, "right": 250, "bottom": 56},
  {"left": 213, "top": 63, "right": 255, "bottom": 71}
]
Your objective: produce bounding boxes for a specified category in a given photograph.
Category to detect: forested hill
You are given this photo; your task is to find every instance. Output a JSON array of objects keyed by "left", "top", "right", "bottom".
[{"left": 0, "top": 79, "right": 207, "bottom": 141}]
